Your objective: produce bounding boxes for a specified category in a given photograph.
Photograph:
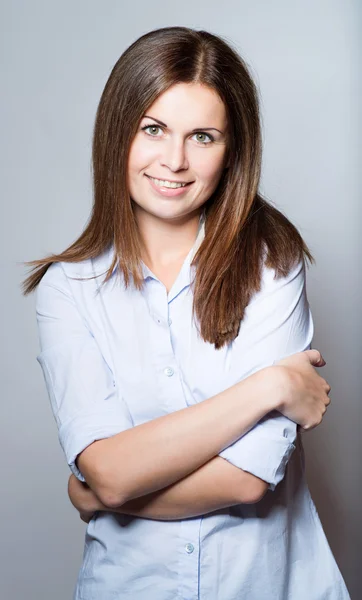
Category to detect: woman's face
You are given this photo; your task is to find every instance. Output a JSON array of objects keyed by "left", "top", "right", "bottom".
[{"left": 127, "top": 82, "right": 229, "bottom": 223}]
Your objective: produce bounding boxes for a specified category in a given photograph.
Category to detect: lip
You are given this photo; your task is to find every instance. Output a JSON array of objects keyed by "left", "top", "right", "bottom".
[{"left": 145, "top": 174, "right": 194, "bottom": 198}]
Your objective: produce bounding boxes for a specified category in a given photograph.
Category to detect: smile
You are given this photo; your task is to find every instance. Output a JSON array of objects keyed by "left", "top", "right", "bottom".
[
  {"left": 145, "top": 174, "right": 194, "bottom": 198},
  {"left": 146, "top": 175, "right": 192, "bottom": 189}
]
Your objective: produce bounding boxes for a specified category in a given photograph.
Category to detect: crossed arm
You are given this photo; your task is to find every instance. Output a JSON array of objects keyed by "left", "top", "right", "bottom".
[
  {"left": 68, "top": 454, "right": 269, "bottom": 522},
  {"left": 36, "top": 259, "right": 311, "bottom": 524},
  {"left": 68, "top": 378, "right": 276, "bottom": 522}
]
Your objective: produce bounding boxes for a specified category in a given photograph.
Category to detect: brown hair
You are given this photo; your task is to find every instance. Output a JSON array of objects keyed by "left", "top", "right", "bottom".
[{"left": 22, "top": 26, "right": 314, "bottom": 349}]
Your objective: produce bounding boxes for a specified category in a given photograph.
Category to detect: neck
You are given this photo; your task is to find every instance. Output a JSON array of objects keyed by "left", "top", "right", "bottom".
[{"left": 134, "top": 207, "right": 203, "bottom": 268}]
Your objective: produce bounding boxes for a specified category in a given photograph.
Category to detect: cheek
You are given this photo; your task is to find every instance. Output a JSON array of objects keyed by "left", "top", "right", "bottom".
[
  {"left": 128, "top": 138, "right": 155, "bottom": 173},
  {"left": 195, "top": 156, "right": 225, "bottom": 184}
]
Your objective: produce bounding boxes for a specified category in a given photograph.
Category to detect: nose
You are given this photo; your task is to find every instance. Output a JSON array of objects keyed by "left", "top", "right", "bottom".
[{"left": 159, "top": 136, "right": 189, "bottom": 172}]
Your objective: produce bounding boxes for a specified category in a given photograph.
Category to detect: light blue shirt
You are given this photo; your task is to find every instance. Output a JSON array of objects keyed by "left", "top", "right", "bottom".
[{"left": 35, "top": 212, "right": 350, "bottom": 599}]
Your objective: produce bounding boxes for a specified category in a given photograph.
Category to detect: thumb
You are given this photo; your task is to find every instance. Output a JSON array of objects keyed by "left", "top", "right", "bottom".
[{"left": 304, "top": 348, "right": 326, "bottom": 367}]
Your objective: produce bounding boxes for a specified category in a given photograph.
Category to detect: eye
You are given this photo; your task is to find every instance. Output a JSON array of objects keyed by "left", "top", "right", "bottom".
[
  {"left": 192, "top": 132, "right": 214, "bottom": 145},
  {"left": 141, "top": 125, "right": 214, "bottom": 145},
  {"left": 141, "top": 125, "right": 163, "bottom": 137}
]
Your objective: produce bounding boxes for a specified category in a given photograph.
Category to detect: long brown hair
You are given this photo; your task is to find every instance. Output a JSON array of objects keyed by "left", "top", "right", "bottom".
[{"left": 22, "top": 26, "right": 314, "bottom": 349}]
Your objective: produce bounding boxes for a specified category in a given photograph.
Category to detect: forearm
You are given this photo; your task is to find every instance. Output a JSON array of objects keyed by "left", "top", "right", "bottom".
[
  {"left": 77, "top": 367, "right": 279, "bottom": 507},
  {"left": 69, "top": 456, "right": 266, "bottom": 521},
  {"left": 109, "top": 456, "right": 265, "bottom": 520}
]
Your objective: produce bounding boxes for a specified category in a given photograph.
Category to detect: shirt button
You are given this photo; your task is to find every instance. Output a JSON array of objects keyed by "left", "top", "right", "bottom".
[
  {"left": 185, "top": 543, "right": 194, "bottom": 554},
  {"left": 168, "top": 318, "right": 172, "bottom": 326},
  {"left": 164, "top": 367, "right": 174, "bottom": 377}
]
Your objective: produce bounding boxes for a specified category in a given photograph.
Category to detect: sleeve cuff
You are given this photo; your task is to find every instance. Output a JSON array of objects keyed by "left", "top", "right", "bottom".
[
  {"left": 59, "top": 406, "right": 133, "bottom": 482},
  {"left": 219, "top": 433, "right": 296, "bottom": 491}
]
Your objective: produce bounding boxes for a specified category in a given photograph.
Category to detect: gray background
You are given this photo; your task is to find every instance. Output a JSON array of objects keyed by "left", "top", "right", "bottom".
[{"left": 2, "top": 1, "right": 360, "bottom": 598}]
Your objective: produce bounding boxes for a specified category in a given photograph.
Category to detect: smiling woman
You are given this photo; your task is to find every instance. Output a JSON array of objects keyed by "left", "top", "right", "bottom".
[
  {"left": 22, "top": 25, "right": 350, "bottom": 600},
  {"left": 21, "top": 26, "right": 305, "bottom": 349},
  {"left": 127, "top": 82, "right": 229, "bottom": 247}
]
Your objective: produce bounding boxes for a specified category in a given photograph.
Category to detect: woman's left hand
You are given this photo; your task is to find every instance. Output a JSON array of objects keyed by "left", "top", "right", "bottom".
[{"left": 68, "top": 473, "right": 104, "bottom": 523}]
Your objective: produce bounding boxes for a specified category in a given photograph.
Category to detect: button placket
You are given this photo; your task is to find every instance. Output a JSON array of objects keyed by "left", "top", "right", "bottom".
[
  {"left": 146, "top": 279, "right": 186, "bottom": 413},
  {"left": 177, "top": 519, "right": 201, "bottom": 600}
]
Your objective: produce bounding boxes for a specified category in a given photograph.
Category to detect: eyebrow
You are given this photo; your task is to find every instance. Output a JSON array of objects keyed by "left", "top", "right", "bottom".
[{"left": 143, "top": 115, "right": 224, "bottom": 135}]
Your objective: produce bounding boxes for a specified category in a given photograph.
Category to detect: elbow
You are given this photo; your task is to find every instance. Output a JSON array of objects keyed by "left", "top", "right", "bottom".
[
  {"left": 242, "top": 476, "right": 269, "bottom": 504},
  {"left": 76, "top": 442, "right": 128, "bottom": 509},
  {"left": 90, "top": 468, "right": 128, "bottom": 509},
  {"left": 96, "top": 484, "right": 126, "bottom": 509},
  {"left": 251, "top": 480, "right": 269, "bottom": 503},
  {"left": 96, "top": 459, "right": 132, "bottom": 509},
  {"left": 91, "top": 463, "right": 129, "bottom": 509}
]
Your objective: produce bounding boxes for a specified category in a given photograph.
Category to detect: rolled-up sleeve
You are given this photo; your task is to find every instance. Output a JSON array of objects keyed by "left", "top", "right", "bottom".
[
  {"left": 219, "top": 257, "right": 314, "bottom": 491},
  {"left": 35, "top": 261, "right": 133, "bottom": 482}
]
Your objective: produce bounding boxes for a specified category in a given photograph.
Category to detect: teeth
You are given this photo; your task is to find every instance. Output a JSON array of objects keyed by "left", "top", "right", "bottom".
[{"left": 149, "top": 176, "right": 188, "bottom": 189}]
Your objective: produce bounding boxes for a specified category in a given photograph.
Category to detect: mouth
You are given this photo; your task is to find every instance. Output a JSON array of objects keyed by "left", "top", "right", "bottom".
[
  {"left": 145, "top": 174, "right": 194, "bottom": 198},
  {"left": 145, "top": 174, "right": 193, "bottom": 186}
]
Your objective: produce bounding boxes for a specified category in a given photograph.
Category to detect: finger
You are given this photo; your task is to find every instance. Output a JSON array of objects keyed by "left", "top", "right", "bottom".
[
  {"left": 304, "top": 349, "right": 326, "bottom": 367},
  {"left": 323, "top": 385, "right": 331, "bottom": 404},
  {"left": 81, "top": 516, "right": 90, "bottom": 524}
]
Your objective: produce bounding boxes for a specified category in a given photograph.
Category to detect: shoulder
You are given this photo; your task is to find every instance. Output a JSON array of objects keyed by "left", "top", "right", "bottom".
[
  {"left": 248, "top": 252, "right": 307, "bottom": 314},
  {"left": 36, "top": 252, "right": 113, "bottom": 315},
  {"left": 38, "top": 245, "right": 114, "bottom": 289},
  {"left": 262, "top": 255, "right": 306, "bottom": 292}
]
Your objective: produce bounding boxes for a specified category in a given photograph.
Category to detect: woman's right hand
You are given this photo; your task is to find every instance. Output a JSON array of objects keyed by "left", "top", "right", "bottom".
[{"left": 271, "top": 349, "right": 331, "bottom": 431}]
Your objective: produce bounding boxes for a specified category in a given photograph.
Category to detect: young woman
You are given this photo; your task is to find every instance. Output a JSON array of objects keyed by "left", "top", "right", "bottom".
[{"left": 24, "top": 26, "right": 350, "bottom": 600}]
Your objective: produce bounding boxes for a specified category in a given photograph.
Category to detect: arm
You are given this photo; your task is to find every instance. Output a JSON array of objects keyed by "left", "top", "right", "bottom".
[
  {"left": 116, "top": 457, "right": 267, "bottom": 518},
  {"left": 36, "top": 262, "right": 277, "bottom": 510},
  {"left": 35, "top": 261, "right": 134, "bottom": 486},
  {"left": 69, "top": 456, "right": 267, "bottom": 522},
  {"left": 74, "top": 259, "right": 312, "bottom": 510},
  {"left": 218, "top": 257, "right": 314, "bottom": 491},
  {"left": 77, "top": 368, "right": 274, "bottom": 508}
]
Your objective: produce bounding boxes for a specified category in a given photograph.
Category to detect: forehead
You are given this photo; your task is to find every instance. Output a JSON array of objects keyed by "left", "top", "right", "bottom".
[{"left": 144, "top": 83, "right": 227, "bottom": 125}]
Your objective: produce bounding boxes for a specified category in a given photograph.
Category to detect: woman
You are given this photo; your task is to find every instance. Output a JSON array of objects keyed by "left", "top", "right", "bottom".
[{"left": 24, "top": 26, "right": 350, "bottom": 600}]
